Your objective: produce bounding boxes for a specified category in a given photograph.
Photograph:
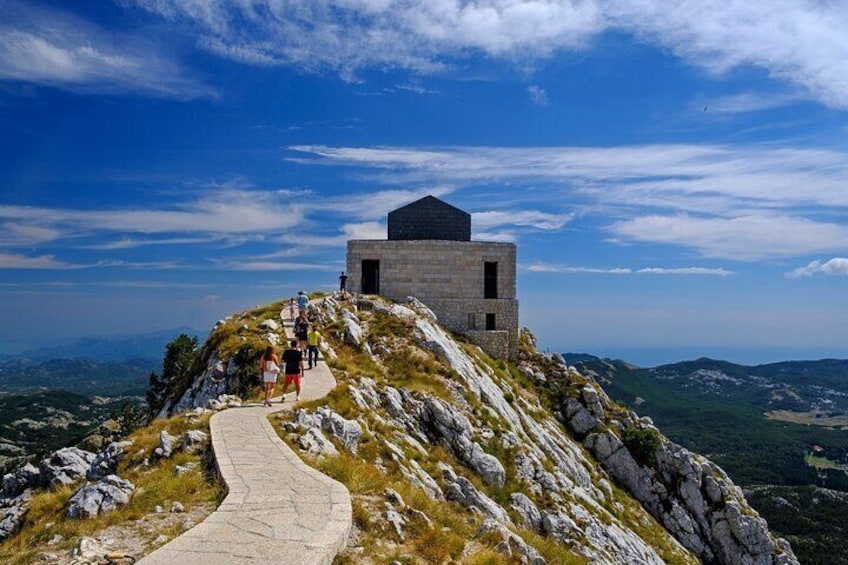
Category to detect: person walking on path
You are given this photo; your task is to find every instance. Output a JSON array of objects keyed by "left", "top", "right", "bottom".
[
  {"left": 280, "top": 339, "right": 304, "bottom": 402},
  {"left": 297, "top": 291, "right": 309, "bottom": 315},
  {"left": 260, "top": 346, "right": 280, "bottom": 407},
  {"left": 295, "top": 313, "right": 309, "bottom": 351},
  {"left": 307, "top": 325, "right": 321, "bottom": 369},
  {"left": 288, "top": 297, "right": 296, "bottom": 321},
  {"left": 338, "top": 272, "right": 348, "bottom": 295}
]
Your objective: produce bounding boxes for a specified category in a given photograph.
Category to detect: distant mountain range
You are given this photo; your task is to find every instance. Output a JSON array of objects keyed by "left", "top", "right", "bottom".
[
  {"left": 568, "top": 353, "right": 848, "bottom": 564},
  {"left": 1, "top": 327, "right": 204, "bottom": 364}
]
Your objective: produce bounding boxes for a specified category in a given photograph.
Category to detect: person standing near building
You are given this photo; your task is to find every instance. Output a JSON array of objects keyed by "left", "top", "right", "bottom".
[
  {"left": 307, "top": 325, "right": 321, "bottom": 369},
  {"left": 280, "top": 339, "right": 304, "bottom": 402},
  {"left": 339, "top": 271, "right": 348, "bottom": 295},
  {"left": 260, "top": 346, "right": 279, "bottom": 407}
]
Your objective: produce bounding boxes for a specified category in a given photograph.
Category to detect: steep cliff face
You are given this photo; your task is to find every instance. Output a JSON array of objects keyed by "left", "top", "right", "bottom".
[{"left": 163, "top": 294, "right": 797, "bottom": 565}]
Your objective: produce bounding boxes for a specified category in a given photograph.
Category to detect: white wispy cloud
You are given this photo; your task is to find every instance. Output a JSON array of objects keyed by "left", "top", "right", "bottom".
[
  {"left": 0, "top": 188, "right": 305, "bottom": 244},
  {"left": 473, "top": 210, "right": 571, "bottom": 231},
  {"left": 0, "top": 1, "right": 213, "bottom": 98},
  {"left": 527, "top": 262, "right": 734, "bottom": 276},
  {"left": 84, "top": 236, "right": 217, "bottom": 250},
  {"left": 124, "top": 0, "right": 848, "bottom": 108},
  {"left": 527, "top": 85, "right": 549, "bottom": 106},
  {"left": 288, "top": 143, "right": 848, "bottom": 260},
  {"left": 286, "top": 144, "right": 848, "bottom": 214},
  {"left": 0, "top": 252, "right": 76, "bottom": 270},
  {"left": 699, "top": 91, "right": 806, "bottom": 114},
  {"left": 610, "top": 215, "right": 848, "bottom": 261},
  {"left": 786, "top": 257, "right": 848, "bottom": 278}
]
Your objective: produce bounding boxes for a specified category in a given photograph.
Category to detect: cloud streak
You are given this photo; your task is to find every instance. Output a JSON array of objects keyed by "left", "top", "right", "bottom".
[
  {"left": 527, "top": 263, "right": 734, "bottom": 276},
  {"left": 0, "top": 1, "right": 213, "bottom": 98},
  {"left": 289, "top": 143, "right": 848, "bottom": 260},
  {"left": 124, "top": 0, "right": 848, "bottom": 108}
]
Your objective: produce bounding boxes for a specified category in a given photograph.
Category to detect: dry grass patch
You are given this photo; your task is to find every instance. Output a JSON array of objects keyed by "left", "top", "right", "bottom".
[{"left": 0, "top": 414, "right": 223, "bottom": 565}]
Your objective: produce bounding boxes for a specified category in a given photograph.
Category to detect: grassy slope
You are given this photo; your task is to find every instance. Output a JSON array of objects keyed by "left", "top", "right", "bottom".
[{"left": 0, "top": 413, "right": 224, "bottom": 564}]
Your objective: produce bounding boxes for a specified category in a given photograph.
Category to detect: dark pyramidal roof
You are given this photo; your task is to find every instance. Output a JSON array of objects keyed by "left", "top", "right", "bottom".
[{"left": 387, "top": 195, "right": 471, "bottom": 241}]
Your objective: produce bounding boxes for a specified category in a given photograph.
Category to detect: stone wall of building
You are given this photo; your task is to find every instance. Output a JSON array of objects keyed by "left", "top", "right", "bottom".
[
  {"left": 346, "top": 240, "right": 518, "bottom": 359},
  {"left": 346, "top": 240, "right": 516, "bottom": 299}
]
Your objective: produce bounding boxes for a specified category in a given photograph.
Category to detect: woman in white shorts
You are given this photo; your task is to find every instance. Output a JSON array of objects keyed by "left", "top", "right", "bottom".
[{"left": 261, "top": 345, "right": 280, "bottom": 407}]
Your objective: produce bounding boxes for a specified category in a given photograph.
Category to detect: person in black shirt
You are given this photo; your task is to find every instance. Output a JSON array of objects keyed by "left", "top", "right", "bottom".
[
  {"left": 295, "top": 313, "right": 309, "bottom": 351},
  {"left": 280, "top": 339, "right": 304, "bottom": 402}
]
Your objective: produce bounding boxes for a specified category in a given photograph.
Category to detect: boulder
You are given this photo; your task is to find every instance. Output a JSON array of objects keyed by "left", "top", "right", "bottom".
[
  {"left": 440, "top": 464, "right": 511, "bottom": 524},
  {"left": 66, "top": 475, "right": 135, "bottom": 518},
  {"left": 421, "top": 397, "right": 505, "bottom": 487},
  {"left": 0, "top": 492, "right": 31, "bottom": 541},
  {"left": 154, "top": 431, "right": 177, "bottom": 458},
  {"left": 298, "top": 428, "right": 338, "bottom": 457},
  {"left": 259, "top": 318, "right": 281, "bottom": 331},
  {"left": 477, "top": 519, "right": 546, "bottom": 565},
  {"left": 342, "top": 311, "right": 363, "bottom": 346},
  {"left": 182, "top": 430, "right": 209, "bottom": 453},
  {"left": 87, "top": 441, "right": 133, "bottom": 480},
  {"left": 40, "top": 447, "right": 96, "bottom": 488},
  {"left": 510, "top": 492, "right": 542, "bottom": 532},
  {"left": 2, "top": 462, "right": 41, "bottom": 498}
]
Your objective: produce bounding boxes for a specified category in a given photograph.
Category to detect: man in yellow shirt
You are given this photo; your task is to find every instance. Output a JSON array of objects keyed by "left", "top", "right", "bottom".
[{"left": 307, "top": 325, "right": 321, "bottom": 369}]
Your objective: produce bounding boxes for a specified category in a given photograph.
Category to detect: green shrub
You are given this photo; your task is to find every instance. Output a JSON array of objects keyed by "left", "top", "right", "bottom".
[{"left": 622, "top": 425, "right": 662, "bottom": 467}]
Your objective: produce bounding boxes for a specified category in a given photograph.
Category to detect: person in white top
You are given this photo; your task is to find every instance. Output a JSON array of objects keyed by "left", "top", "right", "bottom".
[{"left": 260, "top": 345, "right": 280, "bottom": 407}]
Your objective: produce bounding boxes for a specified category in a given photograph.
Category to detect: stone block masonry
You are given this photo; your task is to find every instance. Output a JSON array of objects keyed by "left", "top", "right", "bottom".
[{"left": 346, "top": 239, "right": 518, "bottom": 360}]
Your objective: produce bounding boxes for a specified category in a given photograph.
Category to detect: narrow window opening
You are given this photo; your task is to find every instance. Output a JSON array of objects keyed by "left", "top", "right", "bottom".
[
  {"left": 484, "top": 261, "right": 498, "bottom": 299},
  {"left": 468, "top": 313, "right": 477, "bottom": 330},
  {"left": 486, "top": 313, "right": 496, "bottom": 331}
]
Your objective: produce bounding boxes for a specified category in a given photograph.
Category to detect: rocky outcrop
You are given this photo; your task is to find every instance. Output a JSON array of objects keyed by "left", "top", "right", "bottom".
[
  {"left": 66, "top": 474, "right": 135, "bottom": 518},
  {"left": 420, "top": 397, "right": 506, "bottom": 487},
  {"left": 154, "top": 431, "right": 177, "bottom": 459},
  {"left": 87, "top": 441, "right": 133, "bottom": 480},
  {"left": 40, "top": 447, "right": 96, "bottom": 488},
  {"left": 440, "top": 463, "right": 511, "bottom": 524},
  {"left": 294, "top": 407, "right": 363, "bottom": 454},
  {"left": 477, "top": 519, "right": 546, "bottom": 565},
  {"left": 2, "top": 462, "right": 40, "bottom": 498},
  {"left": 0, "top": 491, "right": 30, "bottom": 540}
]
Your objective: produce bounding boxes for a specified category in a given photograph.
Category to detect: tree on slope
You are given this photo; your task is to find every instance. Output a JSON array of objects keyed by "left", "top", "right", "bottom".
[{"left": 146, "top": 334, "right": 198, "bottom": 416}]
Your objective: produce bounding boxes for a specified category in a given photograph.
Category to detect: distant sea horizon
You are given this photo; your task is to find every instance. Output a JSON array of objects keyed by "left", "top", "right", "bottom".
[{"left": 555, "top": 346, "right": 848, "bottom": 369}]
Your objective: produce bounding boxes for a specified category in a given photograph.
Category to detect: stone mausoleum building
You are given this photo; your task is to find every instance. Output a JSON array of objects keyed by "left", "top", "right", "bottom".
[{"left": 346, "top": 195, "right": 519, "bottom": 360}]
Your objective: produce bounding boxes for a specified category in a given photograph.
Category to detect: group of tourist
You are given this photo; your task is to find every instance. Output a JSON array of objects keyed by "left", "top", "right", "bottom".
[{"left": 260, "top": 291, "right": 322, "bottom": 407}]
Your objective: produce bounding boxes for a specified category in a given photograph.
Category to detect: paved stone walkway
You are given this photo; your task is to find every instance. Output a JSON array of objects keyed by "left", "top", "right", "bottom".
[{"left": 139, "top": 313, "right": 351, "bottom": 565}]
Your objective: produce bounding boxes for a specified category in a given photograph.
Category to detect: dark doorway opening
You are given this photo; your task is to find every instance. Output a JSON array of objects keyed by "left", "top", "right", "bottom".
[
  {"left": 361, "top": 260, "right": 380, "bottom": 294},
  {"left": 486, "top": 313, "right": 496, "bottom": 331},
  {"left": 484, "top": 262, "right": 498, "bottom": 299}
]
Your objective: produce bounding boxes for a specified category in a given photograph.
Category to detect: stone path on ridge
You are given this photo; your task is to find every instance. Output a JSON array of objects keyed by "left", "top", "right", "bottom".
[{"left": 138, "top": 311, "right": 351, "bottom": 565}]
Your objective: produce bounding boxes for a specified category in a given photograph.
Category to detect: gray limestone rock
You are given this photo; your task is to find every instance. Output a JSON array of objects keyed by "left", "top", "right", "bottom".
[
  {"left": 0, "top": 491, "right": 31, "bottom": 541},
  {"left": 181, "top": 430, "right": 209, "bottom": 453},
  {"left": 66, "top": 475, "right": 135, "bottom": 519},
  {"left": 384, "top": 509, "right": 407, "bottom": 540},
  {"left": 2, "top": 462, "right": 41, "bottom": 498},
  {"left": 259, "top": 318, "right": 281, "bottom": 331},
  {"left": 40, "top": 447, "right": 97, "bottom": 488},
  {"left": 510, "top": 492, "right": 542, "bottom": 532},
  {"left": 87, "top": 440, "right": 133, "bottom": 480},
  {"left": 477, "top": 519, "right": 546, "bottom": 565},
  {"left": 342, "top": 310, "right": 363, "bottom": 346},
  {"left": 298, "top": 428, "right": 338, "bottom": 457},
  {"left": 421, "top": 397, "right": 505, "bottom": 487},
  {"left": 440, "top": 464, "right": 511, "bottom": 524},
  {"left": 154, "top": 431, "right": 177, "bottom": 458}
]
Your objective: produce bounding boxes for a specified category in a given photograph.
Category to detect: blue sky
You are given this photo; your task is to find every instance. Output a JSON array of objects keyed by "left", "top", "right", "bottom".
[{"left": 2, "top": 0, "right": 848, "bottom": 365}]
